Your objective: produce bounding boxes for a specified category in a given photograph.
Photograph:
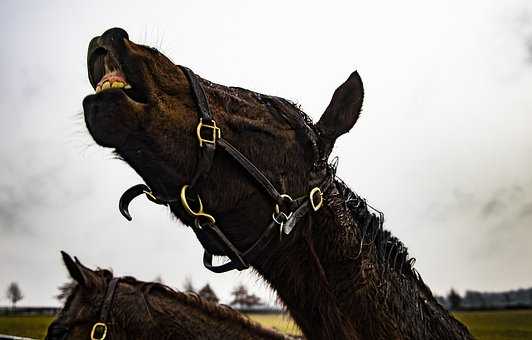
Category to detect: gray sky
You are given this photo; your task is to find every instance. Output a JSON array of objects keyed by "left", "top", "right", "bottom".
[{"left": 1, "top": 0, "right": 531, "bottom": 307}]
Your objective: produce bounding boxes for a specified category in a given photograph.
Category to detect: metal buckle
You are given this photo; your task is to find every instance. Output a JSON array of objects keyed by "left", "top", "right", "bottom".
[
  {"left": 309, "top": 187, "right": 323, "bottom": 211},
  {"left": 196, "top": 118, "right": 221, "bottom": 147},
  {"left": 91, "top": 322, "right": 108, "bottom": 340},
  {"left": 180, "top": 185, "right": 216, "bottom": 224}
]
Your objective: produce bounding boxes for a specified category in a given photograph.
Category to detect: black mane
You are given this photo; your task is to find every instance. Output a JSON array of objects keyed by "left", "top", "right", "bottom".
[{"left": 334, "top": 177, "right": 419, "bottom": 279}]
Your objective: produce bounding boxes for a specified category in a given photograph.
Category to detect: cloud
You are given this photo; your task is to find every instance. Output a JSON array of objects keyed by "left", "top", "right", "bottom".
[
  {"left": 519, "top": 202, "right": 532, "bottom": 218},
  {"left": 481, "top": 198, "right": 507, "bottom": 218},
  {"left": 514, "top": 7, "right": 532, "bottom": 64},
  {"left": 0, "top": 144, "right": 92, "bottom": 234}
]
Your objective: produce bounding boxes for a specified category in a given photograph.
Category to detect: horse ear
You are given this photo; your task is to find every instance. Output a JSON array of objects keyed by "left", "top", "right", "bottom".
[
  {"left": 61, "top": 251, "right": 96, "bottom": 288},
  {"left": 316, "top": 70, "right": 364, "bottom": 157}
]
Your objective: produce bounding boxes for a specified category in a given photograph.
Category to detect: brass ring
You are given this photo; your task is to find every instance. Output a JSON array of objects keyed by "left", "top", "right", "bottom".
[
  {"left": 309, "top": 187, "right": 323, "bottom": 211},
  {"left": 274, "top": 194, "right": 293, "bottom": 215},
  {"left": 180, "top": 185, "right": 216, "bottom": 224},
  {"left": 91, "top": 322, "right": 108, "bottom": 340}
]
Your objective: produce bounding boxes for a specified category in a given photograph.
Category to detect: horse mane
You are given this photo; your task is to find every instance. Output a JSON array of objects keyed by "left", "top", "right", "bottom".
[
  {"left": 334, "top": 176, "right": 418, "bottom": 278},
  {"left": 333, "top": 173, "right": 445, "bottom": 308}
]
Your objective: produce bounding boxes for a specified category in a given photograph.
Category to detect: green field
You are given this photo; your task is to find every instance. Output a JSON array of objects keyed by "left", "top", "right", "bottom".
[
  {"left": 0, "top": 315, "right": 52, "bottom": 339},
  {"left": 454, "top": 310, "right": 532, "bottom": 340},
  {"left": 1, "top": 310, "right": 531, "bottom": 339}
]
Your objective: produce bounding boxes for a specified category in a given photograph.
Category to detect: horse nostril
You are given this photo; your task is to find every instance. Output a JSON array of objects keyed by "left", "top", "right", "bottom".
[{"left": 101, "top": 27, "right": 129, "bottom": 42}]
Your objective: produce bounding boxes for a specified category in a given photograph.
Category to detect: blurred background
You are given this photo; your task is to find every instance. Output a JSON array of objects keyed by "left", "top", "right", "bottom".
[{"left": 1, "top": 0, "right": 531, "bottom": 311}]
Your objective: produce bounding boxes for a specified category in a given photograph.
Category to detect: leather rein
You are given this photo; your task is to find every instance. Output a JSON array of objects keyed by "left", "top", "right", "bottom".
[{"left": 118, "top": 66, "right": 329, "bottom": 273}]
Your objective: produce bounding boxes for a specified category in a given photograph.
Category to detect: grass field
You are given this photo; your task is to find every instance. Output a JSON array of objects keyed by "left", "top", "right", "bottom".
[
  {"left": 1, "top": 310, "right": 531, "bottom": 339},
  {"left": 0, "top": 315, "right": 52, "bottom": 339},
  {"left": 454, "top": 310, "right": 532, "bottom": 340}
]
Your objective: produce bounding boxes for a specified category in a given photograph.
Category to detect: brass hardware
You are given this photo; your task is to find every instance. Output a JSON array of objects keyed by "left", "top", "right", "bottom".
[
  {"left": 91, "top": 322, "right": 108, "bottom": 340},
  {"left": 273, "top": 194, "right": 294, "bottom": 237},
  {"left": 274, "top": 194, "right": 293, "bottom": 215},
  {"left": 143, "top": 190, "right": 159, "bottom": 203},
  {"left": 196, "top": 118, "right": 221, "bottom": 147},
  {"left": 180, "top": 185, "right": 216, "bottom": 224},
  {"left": 309, "top": 187, "right": 323, "bottom": 211}
]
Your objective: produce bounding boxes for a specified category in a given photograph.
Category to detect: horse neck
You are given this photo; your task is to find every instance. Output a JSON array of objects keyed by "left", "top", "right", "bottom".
[
  {"left": 117, "top": 288, "right": 288, "bottom": 340},
  {"left": 252, "top": 180, "right": 473, "bottom": 340}
]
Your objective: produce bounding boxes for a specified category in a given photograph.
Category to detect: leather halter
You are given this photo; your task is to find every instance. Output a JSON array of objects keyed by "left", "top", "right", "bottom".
[
  {"left": 119, "top": 66, "right": 328, "bottom": 273},
  {"left": 46, "top": 278, "right": 121, "bottom": 340},
  {"left": 90, "top": 277, "right": 121, "bottom": 340}
]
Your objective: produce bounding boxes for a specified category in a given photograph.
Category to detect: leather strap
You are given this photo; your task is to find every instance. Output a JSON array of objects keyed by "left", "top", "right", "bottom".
[
  {"left": 179, "top": 66, "right": 217, "bottom": 189},
  {"left": 217, "top": 138, "right": 286, "bottom": 205},
  {"left": 179, "top": 66, "right": 213, "bottom": 121},
  {"left": 202, "top": 219, "right": 278, "bottom": 272},
  {"left": 179, "top": 66, "right": 287, "bottom": 206},
  {"left": 99, "top": 278, "right": 120, "bottom": 323}
]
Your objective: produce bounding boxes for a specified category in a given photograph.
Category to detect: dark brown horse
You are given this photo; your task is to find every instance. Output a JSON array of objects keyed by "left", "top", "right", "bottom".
[
  {"left": 45, "top": 252, "right": 296, "bottom": 340},
  {"left": 83, "top": 28, "right": 473, "bottom": 340}
]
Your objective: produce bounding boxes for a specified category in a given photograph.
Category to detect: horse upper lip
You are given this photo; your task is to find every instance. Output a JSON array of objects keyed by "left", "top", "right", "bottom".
[
  {"left": 88, "top": 46, "right": 122, "bottom": 89},
  {"left": 86, "top": 33, "right": 147, "bottom": 103}
]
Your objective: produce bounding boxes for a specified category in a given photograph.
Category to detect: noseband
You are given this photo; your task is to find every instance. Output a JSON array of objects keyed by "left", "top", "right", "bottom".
[{"left": 119, "top": 66, "right": 329, "bottom": 273}]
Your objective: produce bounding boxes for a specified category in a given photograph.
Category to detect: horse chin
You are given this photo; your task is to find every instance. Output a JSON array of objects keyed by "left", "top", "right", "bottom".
[{"left": 83, "top": 89, "right": 146, "bottom": 148}]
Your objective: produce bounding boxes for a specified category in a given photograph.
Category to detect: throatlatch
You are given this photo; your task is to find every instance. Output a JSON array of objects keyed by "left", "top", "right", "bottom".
[{"left": 119, "top": 66, "right": 327, "bottom": 273}]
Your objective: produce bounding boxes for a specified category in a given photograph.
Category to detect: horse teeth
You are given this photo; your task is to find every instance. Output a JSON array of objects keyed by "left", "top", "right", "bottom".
[
  {"left": 94, "top": 79, "right": 131, "bottom": 93},
  {"left": 112, "top": 81, "right": 125, "bottom": 88}
]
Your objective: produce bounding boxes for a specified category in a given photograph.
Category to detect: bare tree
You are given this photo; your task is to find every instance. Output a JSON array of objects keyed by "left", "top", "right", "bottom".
[
  {"left": 182, "top": 276, "right": 195, "bottom": 293},
  {"left": 198, "top": 283, "right": 219, "bottom": 303},
  {"left": 6, "top": 282, "right": 23, "bottom": 309}
]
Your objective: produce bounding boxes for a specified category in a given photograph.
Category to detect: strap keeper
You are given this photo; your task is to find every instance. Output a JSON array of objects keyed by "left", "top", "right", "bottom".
[{"left": 196, "top": 118, "right": 221, "bottom": 147}]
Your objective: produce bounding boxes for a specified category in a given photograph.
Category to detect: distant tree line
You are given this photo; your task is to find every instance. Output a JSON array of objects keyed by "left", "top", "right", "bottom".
[
  {"left": 182, "top": 278, "right": 264, "bottom": 309},
  {"left": 436, "top": 287, "right": 532, "bottom": 310}
]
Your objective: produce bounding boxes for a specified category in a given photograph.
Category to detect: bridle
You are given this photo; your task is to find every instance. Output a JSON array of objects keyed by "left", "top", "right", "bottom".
[
  {"left": 89, "top": 278, "right": 121, "bottom": 340},
  {"left": 119, "top": 66, "right": 330, "bottom": 273},
  {"left": 46, "top": 278, "right": 121, "bottom": 340}
]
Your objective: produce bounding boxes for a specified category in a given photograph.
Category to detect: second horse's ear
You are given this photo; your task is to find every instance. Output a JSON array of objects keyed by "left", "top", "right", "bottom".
[
  {"left": 61, "top": 251, "right": 98, "bottom": 288},
  {"left": 315, "top": 70, "right": 364, "bottom": 158}
]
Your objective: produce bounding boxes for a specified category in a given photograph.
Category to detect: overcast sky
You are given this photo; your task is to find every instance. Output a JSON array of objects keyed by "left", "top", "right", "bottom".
[{"left": 1, "top": 0, "right": 531, "bottom": 307}]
